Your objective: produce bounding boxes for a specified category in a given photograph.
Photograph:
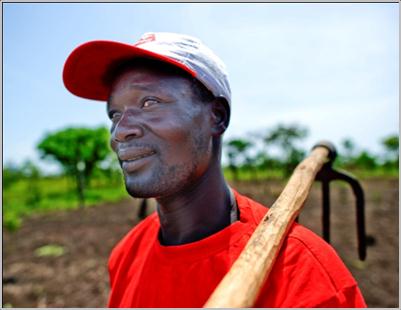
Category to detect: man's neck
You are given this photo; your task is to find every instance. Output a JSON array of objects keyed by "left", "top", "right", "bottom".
[{"left": 156, "top": 163, "right": 232, "bottom": 246}]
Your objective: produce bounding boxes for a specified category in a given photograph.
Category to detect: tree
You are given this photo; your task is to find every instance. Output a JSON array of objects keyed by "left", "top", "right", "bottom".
[
  {"left": 37, "top": 126, "right": 111, "bottom": 207},
  {"left": 342, "top": 138, "right": 356, "bottom": 158},
  {"left": 93, "top": 154, "right": 124, "bottom": 186},
  {"left": 353, "top": 151, "right": 378, "bottom": 170},
  {"left": 263, "top": 124, "right": 308, "bottom": 176},
  {"left": 338, "top": 138, "right": 357, "bottom": 168},
  {"left": 20, "top": 160, "right": 42, "bottom": 207},
  {"left": 225, "top": 138, "right": 253, "bottom": 181},
  {"left": 3, "top": 162, "right": 24, "bottom": 190},
  {"left": 381, "top": 134, "right": 399, "bottom": 169}
]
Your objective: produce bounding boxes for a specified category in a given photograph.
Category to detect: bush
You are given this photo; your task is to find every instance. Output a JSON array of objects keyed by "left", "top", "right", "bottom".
[{"left": 3, "top": 213, "right": 22, "bottom": 232}]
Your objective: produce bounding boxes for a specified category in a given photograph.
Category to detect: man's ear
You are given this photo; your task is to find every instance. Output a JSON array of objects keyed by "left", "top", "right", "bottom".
[{"left": 210, "top": 97, "right": 230, "bottom": 136}]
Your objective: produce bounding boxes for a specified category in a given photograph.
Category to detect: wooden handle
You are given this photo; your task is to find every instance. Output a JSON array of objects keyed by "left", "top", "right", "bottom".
[{"left": 204, "top": 146, "right": 330, "bottom": 308}]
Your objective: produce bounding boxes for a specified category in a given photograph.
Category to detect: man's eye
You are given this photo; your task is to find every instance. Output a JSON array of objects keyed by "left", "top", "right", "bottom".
[
  {"left": 110, "top": 112, "right": 121, "bottom": 122},
  {"left": 142, "top": 98, "right": 159, "bottom": 108}
]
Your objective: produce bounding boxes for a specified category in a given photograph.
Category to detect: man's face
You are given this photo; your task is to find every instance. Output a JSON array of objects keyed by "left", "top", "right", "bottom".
[{"left": 107, "top": 65, "right": 213, "bottom": 198}]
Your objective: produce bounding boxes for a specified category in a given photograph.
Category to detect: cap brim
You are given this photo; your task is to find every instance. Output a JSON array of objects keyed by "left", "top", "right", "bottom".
[{"left": 63, "top": 40, "right": 197, "bottom": 101}]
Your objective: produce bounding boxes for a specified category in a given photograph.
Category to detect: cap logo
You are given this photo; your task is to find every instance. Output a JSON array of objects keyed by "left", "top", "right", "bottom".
[{"left": 134, "top": 33, "right": 156, "bottom": 46}]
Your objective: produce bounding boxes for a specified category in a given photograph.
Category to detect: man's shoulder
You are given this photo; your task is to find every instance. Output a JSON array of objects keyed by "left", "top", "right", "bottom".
[
  {"left": 284, "top": 223, "right": 359, "bottom": 291},
  {"left": 235, "top": 190, "right": 359, "bottom": 296},
  {"left": 265, "top": 223, "right": 366, "bottom": 307}
]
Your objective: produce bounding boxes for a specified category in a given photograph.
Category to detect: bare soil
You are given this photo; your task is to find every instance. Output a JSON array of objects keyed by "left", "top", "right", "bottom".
[{"left": 3, "top": 179, "right": 398, "bottom": 307}]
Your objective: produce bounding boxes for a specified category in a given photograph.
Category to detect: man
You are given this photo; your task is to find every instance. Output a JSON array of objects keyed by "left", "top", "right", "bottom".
[{"left": 63, "top": 32, "right": 366, "bottom": 307}]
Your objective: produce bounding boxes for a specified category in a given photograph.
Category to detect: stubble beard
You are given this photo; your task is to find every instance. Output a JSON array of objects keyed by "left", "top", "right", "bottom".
[
  {"left": 124, "top": 159, "right": 198, "bottom": 199},
  {"left": 123, "top": 132, "right": 212, "bottom": 199}
]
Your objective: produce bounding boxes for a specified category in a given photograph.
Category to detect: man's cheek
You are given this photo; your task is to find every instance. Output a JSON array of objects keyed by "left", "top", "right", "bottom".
[{"left": 153, "top": 120, "right": 192, "bottom": 143}]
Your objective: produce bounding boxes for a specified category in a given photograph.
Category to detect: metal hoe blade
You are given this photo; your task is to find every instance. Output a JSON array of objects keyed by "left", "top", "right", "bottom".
[{"left": 314, "top": 142, "right": 367, "bottom": 261}]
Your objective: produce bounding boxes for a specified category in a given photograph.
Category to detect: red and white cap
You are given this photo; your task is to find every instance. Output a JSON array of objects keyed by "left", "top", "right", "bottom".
[{"left": 63, "top": 32, "right": 231, "bottom": 104}]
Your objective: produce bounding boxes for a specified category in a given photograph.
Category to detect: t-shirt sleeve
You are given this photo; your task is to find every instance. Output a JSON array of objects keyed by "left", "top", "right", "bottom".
[
  {"left": 315, "top": 284, "right": 367, "bottom": 308},
  {"left": 255, "top": 224, "right": 367, "bottom": 308}
]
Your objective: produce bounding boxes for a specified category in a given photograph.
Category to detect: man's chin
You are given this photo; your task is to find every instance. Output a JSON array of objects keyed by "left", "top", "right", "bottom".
[
  {"left": 123, "top": 175, "right": 166, "bottom": 198},
  {"left": 122, "top": 171, "right": 157, "bottom": 198},
  {"left": 124, "top": 177, "right": 184, "bottom": 199},
  {"left": 125, "top": 184, "right": 157, "bottom": 199},
  {"left": 122, "top": 163, "right": 194, "bottom": 199}
]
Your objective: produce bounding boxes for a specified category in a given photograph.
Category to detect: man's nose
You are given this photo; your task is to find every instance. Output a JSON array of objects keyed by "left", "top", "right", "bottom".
[{"left": 112, "top": 110, "right": 144, "bottom": 143}]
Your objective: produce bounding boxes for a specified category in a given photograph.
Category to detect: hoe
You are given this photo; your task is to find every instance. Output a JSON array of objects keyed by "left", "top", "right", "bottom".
[{"left": 204, "top": 141, "right": 367, "bottom": 308}]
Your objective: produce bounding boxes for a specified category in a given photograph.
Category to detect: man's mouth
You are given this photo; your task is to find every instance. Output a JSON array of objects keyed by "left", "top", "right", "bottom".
[
  {"left": 118, "top": 149, "right": 156, "bottom": 172},
  {"left": 125, "top": 151, "right": 156, "bottom": 162},
  {"left": 118, "top": 149, "right": 156, "bottom": 162}
]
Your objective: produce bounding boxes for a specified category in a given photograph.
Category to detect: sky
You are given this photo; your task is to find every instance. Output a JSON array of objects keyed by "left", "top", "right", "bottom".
[{"left": 3, "top": 3, "right": 399, "bottom": 172}]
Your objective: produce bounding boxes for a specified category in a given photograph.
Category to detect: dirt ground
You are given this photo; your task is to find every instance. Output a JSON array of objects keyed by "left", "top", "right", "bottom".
[{"left": 3, "top": 178, "right": 398, "bottom": 307}]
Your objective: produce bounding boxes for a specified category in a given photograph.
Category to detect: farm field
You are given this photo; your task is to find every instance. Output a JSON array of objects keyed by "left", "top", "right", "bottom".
[{"left": 3, "top": 178, "right": 398, "bottom": 307}]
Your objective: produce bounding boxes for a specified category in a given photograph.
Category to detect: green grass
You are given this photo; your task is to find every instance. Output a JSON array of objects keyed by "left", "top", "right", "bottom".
[
  {"left": 34, "top": 244, "right": 66, "bottom": 257},
  {"left": 223, "top": 167, "right": 285, "bottom": 181},
  {"left": 223, "top": 166, "right": 399, "bottom": 182},
  {"left": 345, "top": 168, "right": 399, "bottom": 179},
  {"left": 3, "top": 176, "right": 129, "bottom": 231},
  {"left": 3, "top": 166, "right": 398, "bottom": 232}
]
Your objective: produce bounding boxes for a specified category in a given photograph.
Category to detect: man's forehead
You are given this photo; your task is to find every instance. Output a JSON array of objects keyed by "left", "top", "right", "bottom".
[
  {"left": 108, "top": 82, "right": 158, "bottom": 102},
  {"left": 107, "top": 68, "right": 192, "bottom": 107}
]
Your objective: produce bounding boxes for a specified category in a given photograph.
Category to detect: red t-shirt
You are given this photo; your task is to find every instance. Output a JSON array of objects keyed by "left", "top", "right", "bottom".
[{"left": 108, "top": 190, "right": 366, "bottom": 308}]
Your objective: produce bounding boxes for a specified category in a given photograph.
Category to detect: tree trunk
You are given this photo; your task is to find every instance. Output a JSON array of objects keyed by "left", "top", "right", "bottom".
[
  {"left": 75, "top": 170, "right": 85, "bottom": 208},
  {"left": 230, "top": 165, "right": 239, "bottom": 181}
]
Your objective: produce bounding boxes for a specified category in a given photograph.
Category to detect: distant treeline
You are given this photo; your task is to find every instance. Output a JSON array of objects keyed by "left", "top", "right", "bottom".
[
  {"left": 4, "top": 123, "right": 399, "bottom": 187},
  {"left": 3, "top": 124, "right": 398, "bottom": 231},
  {"left": 4, "top": 123, "right": 399, "bottom": 192},
  {"left": 224, "top": 124, "right": 398, "bottom": 180}
]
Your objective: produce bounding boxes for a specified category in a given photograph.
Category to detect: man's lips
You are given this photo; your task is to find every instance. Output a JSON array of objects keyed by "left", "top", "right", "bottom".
[
  {"left": 117, "top": 149, "right": 156, "bottom": 162},
  {"left": 118, "top": 148, "right": 156, "bottom": 173}
]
